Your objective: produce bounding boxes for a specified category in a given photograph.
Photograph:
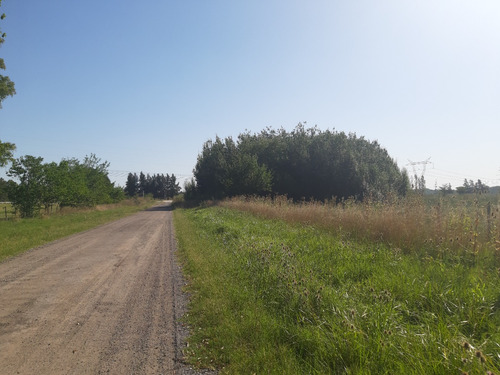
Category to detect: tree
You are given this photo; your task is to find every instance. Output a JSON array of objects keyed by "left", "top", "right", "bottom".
[
  {"left": 0, "top": 177, "right": 14, "bottom": 200},
  {"left": 456, "top": 179, "right": 489, "bottom": 194},
  {"left": 125, "top": 171, "right": 181, "bottom": 199},
  {"left": 138, "top": 172, "right": 147, "bottom": 196},
  {"left": 0, "top": 139, "right": 15, "bottom": 166},
  {"left": 125, "top": 173, "right": 139, "bottom": 196},
  {"left": 166, "top": 173, "right": 181, "bottom": 198},
  {"left": 7, "top": 155, "right": 45, "bottom": 217},
  {"left": 194, "top": 136, "right": 272, "bottom": 199},
  {"left": 205, "top": 124, "right": 409, "bottom": 201},
  {"left": 412, "top": 175, "right": 426, "bottom": 193},
  {"left": 184, "top": 178, "right": 197, "bottom": 201},
  {"left": 82, "top": 154, "right": 114, "bottom": 205},
  {"left": 7, "top": 153, "right": 124, "bottom": 216},
  {"left": 475, "top": 179, "right": 489, "bottom": 194},
  {"left": 439, "top": 183, "right": 453, "bottom": 195},
  {"left": 40, "top": 161, "right": 63, "bottom": 212},
  {"left": 0, "top": 0, "right": 16, "bottom": 108}
]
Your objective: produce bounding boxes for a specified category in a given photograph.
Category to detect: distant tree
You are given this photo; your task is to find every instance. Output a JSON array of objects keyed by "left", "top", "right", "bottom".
[
  {"left": 166, "top": 173, "right": 181, "bottom": 198},
  {"left": 0, "top": 0, "right": 16, "bottom": 108},
  {"left": 82, "top": 154, "right": 113, "bottom": 205},
  {"left": 183, "top": 178, "right": 198, "bottom": 201},
  {"left": 0, "top": 177, "right": 6, "bottom": 200},
  {"left": 456, "top": 179, "right": 489, "bottom": 194},
  {"left": 40, "top": 161, "right": 63, "bottom": 212},
  {"left": 0, "top": 139, "right": 15, "bottom": 167},
  {"left": 7, "top": 153, "right": 123, "bottom": 216},
  {"left": 138, "top": 172, "right": 147, "bottom": 196},
  {"left": 56, "top": 158, "right": 90, "bottom": 207},
  {"left": 0, "top": 177, "right": 14, "bottom": 200},
  {"left": 194, "top": 136, "right": 272, "bottom": 199},
  {"left": 475, "top": 179, "right": 489, "bottom": 194},
  {"left": 195, "top": 124, "right": 408, "bottom": 201},
  {"left": 126, "top": 171, "right": 181, "bottom": 199},
  {"left": 7, "top": 155, "right": 45, "bottom": 217},
  {"left": 413, "top": 175, "right": 426, "bottom": 193},
  {"left": 439, "top": 183, "right": 454, "bottom": 195},
  {"left": 125, "top": 172, "right": 139, "bottom": 196}
]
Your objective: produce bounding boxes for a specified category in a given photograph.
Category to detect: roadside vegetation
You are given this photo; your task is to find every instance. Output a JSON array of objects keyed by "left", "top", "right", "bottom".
[
  {"left": 0, "top": 138, "right": 180, "bottom": 261},
  {"left": 222, "top": 193, "right": 499, "bottom": 256},
  {"left": 188, "top": 124, "right": 410, "bottom": 201},
  {"left": 174, "top": 193, "right": 500, "bottom": 374},
  {"left": 124, "top": 171, "right": 181, "bottom": 199},
  {"left": 4, "top": 154, "right": 125, "bottom": 218},
  {"left": 0, "top": 197, "right": 156, "bottom": 262}
]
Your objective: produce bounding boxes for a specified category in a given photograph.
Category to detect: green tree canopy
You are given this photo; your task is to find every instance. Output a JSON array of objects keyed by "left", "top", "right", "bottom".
[
  {"left": 7, "top": 155, "right": 45, "bottom": 217},
  {"left": 7, "top": 154, "right": 124, "bottom": 217},
  {"left": 0, "top": 139, "right": 15, "bottom": 166},
  {"left": 194, "top": 136, "right": 272, "bottom": 199},
  {"left": 125, "top": 173, "right": 139, "bottom": 197},
  {"left": 0, "top": 177, "right": 15, "bottom": 201},
  {"left": 194, "top": 124, "right": 409, "bottom": 201},
  {"left": 124, "top": 171, "right": 181, "bottom": 199},
  {"left": 456, "top": 179, "right": 490, "bottom": 194},
  {"left": 0, "top": 0, "right": 16, "bottom": 108}
]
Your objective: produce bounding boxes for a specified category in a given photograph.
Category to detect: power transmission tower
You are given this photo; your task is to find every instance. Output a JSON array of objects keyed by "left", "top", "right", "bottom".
[{"left": 407, "top": 157, "right": 432, "bottom": 191}]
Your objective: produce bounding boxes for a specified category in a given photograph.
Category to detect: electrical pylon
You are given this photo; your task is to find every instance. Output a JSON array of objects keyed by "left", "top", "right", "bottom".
[{"left": 406, "top": 157, "right": 432, "bottom": 190}]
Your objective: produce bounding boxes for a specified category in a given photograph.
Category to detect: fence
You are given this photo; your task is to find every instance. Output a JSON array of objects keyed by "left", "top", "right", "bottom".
[{"left": 0, "top": 202, "right": 15, "bottom": 220}]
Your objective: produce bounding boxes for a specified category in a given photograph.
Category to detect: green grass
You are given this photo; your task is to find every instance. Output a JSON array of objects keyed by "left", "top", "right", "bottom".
[
  {"left": 0, "top": 198, "right": 157, "bottom": 262},
  {"left": 174, "top": 206, "right": 500, "bottom": 374}
]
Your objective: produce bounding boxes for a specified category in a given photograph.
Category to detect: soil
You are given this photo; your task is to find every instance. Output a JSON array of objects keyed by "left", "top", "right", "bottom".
[{"left": 0, "top": 202, "right": 214, "bottom": 375}]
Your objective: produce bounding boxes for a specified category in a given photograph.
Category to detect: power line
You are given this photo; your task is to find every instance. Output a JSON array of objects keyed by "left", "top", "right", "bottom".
[{"left": 406, "top": 157, "right": 432, "bottom": 178}]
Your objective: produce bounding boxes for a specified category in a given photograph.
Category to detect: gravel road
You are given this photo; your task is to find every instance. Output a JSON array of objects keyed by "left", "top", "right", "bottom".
[{"left": 0, "top": 202, "right": 208, "bottom": 375}]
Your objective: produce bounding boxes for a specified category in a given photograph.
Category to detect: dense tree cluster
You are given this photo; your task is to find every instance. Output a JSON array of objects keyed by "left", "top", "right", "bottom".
[
  {"left": 6, "top": 154, "right": 124, "bottom": 217},
  {"left": 439, "top": 183, "right": 454, "bottom": 195},
  {"left": 456, "top": 179, "right": 490, "bottom": 194},
  {"left": 192, "top": 124, "right": 410, "bottom": 201},
  {"left": 0, "top": 177, "right": 14, "bottom": 201},
  {"left": 125, "top": 172, "right": 180, "bottom": 199}
]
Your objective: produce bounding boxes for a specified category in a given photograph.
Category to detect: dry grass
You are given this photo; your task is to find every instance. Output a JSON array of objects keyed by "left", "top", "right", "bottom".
[
  {"left": 175, "top": 203, "right": 500, "bottom": 373},
  {"left": 221, "top": 194, "right": 500, "bottom": 255}
]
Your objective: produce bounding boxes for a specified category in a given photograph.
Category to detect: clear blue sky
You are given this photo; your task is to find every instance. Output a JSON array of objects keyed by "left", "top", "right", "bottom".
[{"left": 1, "top": 0, "right": 499, "bottom": 189}]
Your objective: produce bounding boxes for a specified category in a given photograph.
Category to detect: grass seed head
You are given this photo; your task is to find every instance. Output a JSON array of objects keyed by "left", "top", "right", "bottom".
[{"left": 475, "top": 350, "right": 486, "bottom": 363}]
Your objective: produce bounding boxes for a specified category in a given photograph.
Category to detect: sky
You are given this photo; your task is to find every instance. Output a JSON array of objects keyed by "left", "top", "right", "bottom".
[{"left": 0, "top": 0, "right": 499, "bottom": 189}]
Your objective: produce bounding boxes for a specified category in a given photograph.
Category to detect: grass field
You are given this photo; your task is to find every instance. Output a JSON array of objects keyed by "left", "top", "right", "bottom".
[
  {"left": 174, "top": 196, "right": 500, "bottom": 374},
  {"left": 0, "top": 197, "right": 157, "bottom": 262},
  {"left": 222, "top": 194, "right": 500, "bottom": 256}
]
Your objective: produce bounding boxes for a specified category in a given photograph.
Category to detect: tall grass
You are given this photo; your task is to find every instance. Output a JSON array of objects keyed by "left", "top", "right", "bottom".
[
  {"left": 174, "top": 196, "right": 500, "bottom": 374},
  {"left": 0, "top": 197, "right": 157, "bottom": 262},
  {"left": 222, "top": 194, "right": 500, "bottom": 256}
]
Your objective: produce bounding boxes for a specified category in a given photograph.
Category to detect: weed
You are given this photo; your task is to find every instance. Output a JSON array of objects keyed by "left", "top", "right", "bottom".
[{"left": 174, "top": 202, "right": 500, "bottom": 374}]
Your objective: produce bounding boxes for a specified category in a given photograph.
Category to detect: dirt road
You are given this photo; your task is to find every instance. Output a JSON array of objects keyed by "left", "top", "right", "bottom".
[{"left": 0, "top": 202, "right": 203, "bottom": 375}]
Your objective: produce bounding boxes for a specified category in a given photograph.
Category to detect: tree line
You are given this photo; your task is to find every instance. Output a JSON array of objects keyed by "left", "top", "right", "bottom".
[
  {"left": 190, "top": 124, "right": 410, "bottom": 201},
  {"left": 4, "top": 154, "right": 124, "bottom": 217},
  {"left": 439, "top": 179, "right": 491, "bottom": 195},
  {"left": 124, "top": 172, "right": 181, "bottom": 199}
]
